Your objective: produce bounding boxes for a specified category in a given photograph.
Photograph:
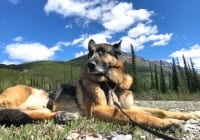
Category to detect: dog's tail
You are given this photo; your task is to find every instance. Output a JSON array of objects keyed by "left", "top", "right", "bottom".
[{"left": 0, "top": 109, "right": 33, "bottom": 126}]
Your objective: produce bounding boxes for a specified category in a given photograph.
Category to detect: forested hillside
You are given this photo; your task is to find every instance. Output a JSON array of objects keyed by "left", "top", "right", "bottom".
[
  {"left": 0, "top": 52, "right": 200, "bottom": 100},
  {"left": 0, "top": 61, "right": 82, "bottom": 92}
]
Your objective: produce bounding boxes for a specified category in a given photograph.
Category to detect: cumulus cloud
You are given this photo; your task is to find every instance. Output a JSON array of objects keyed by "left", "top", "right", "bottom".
[
  {"left": 134, "top": 33, "right": 173, "bottom": 47},
  {"left": 44, "top": 0, "right": 115, "bottom": 20},
  {"left": 75, "top": 51, "right": 88, "bottom": 58},
  {"left": 71, "top": 36, "right": 85, "bottom": 46},
  {"left": 65, "top": 24, "right": 72, "bottom": 29},
  {"left": 169, "top": 44, "right": 200, "bottom": 69},
  {"left": 44, "top": 0, "right": 152, "bottom": 32},
  {"left": 2, "top": 60, "right": 20, "bottom": 65},
  {"left": 102, "top": 3, "right": 152, "bottom": 32},
  {"left": 13, "top": 36, "right": 23, "bottom": 42},
  {"left": 52, "top": 41, "right": 70, "bottom": 51},
  {"left": 120, "top": 36, "right": 144, "bottom": 52},
  {"left": 128, "top": 23, "right": 158, "bottom": 38},
  {"left": 119, "top": 32, "right": 172, "bottom": 52},
  {"left": 4, "top": 42, "right": 62, "bottom": 62},
  {"left": 72, "top": 32, "right": 112, "bottom": 49},
  {"left": 44, "top": 0, "right": 172, "bottom": 55}
]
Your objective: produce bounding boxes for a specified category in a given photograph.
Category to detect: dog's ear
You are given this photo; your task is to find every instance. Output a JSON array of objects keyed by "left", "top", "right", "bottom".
[
  {"left": 113, "top": 40, "right": 122, "bottom": 55},
  {"left": 88, "top": 39, "right": 96, "bottom": 50}
]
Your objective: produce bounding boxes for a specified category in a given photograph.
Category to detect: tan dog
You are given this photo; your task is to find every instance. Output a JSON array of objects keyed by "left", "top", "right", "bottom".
[{"left": 0, "top": 39, "right": 199, "bottom": 129}]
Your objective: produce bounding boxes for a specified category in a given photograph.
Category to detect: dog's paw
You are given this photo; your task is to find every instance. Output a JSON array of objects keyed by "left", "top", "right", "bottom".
[
  {"left": 162, "top": 119, "right": 185, "bottom": 131},
  {"left": 55, "top": 111, "right": 79, "bottom": 124}
]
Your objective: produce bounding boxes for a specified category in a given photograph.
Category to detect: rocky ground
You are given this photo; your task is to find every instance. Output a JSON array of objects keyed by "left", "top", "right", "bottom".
[
  {"left": 66, "top": 101, "right": 200, "bottom": 140},
  {"left": 135, "top": 101, "right": 200, "bottom": 140},
  {"left": 134, "top": 101, "right": 200, "bottom": 112}
]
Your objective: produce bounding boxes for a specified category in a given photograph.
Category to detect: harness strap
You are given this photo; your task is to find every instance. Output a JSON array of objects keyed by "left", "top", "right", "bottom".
[{"left": 108, "top": 84, "right": 177, "bottom": 140}]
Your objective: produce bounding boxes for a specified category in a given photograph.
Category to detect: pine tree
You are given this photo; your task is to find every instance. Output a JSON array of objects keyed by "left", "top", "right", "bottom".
[
  {"left": 130, "top": 44, "right": 138, "bottom": 92},
  {"left": 172, "top": 58, "right": 179, "bottom": 92},
  {"left": 190, "top": 58, "right": 199, "bottom": 92},
  {"left": 154, "top": 64, "right": 159, "bottom": 91},
  {"left": 70, "top": 63, "right": 74, "bottom": 85},
  {"left": 149, "top": 62, "right": 154, "bottom": 89},
  {"left": 168, "top": 72, "right": 172, "bottom": 90},
  {"left": 176, "top": 57, "right": 188, "bottom": 93},
  {"left": 183, "top": 55, "right": 192, "bottom": 93},
  {"left": 160, "top": 60, "right": 166, "bottom": 93}
]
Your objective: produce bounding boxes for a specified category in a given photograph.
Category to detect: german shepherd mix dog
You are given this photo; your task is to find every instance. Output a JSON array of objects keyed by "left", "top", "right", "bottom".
[{"left": 0, "top": 39, "right": 199, "bottom": 129}]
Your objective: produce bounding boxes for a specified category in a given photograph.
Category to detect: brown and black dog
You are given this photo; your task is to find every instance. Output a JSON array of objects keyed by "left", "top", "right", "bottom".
[{"left": 0, "top": 39, "right": 199, "bottom": 128}]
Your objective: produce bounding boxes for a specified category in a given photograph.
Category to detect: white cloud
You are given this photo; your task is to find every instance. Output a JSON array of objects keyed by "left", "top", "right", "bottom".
[
  {"left": 72, "top": 32, "right": 112, "bottom": 49},
  {"left": 44, "top": 0, "right": 113, "bottom": 20},
  {"left": 75, "top": 51, "right": 88, "bottom": 58},
  {"left": 2, "top": 60, "right": 20, "bottom": 65},
  {"left": 44, "top": 0, "right": 152, "bottom": 33},
  {"left": 133, "top": 33, "right": 173, "bottom": 47},
  {"left": 71, "top": 36, "right": 85, "bottom": 45},
  {"left": 8, "top": 0, "right": 20, "bottom": 5},
  {"left": 102, "top": 3, "right": 152, "bottom": 32},
  {"left": 128, "top": 23, "right": 158, "bottom": 38},
  {"left": 44, "top": 0, "right": 172, "bottom": 54},
  {"left": 52, "top": 41, "right": 70, "bottom": 51},
  {"left": 119, "top": 33, "right": 172, "bottom": 52},
  {"left": 5, "top": 42, "right": 61, "bottom": 62},
  {"left": 65, "top": 24, "right": 72, "bottom": 29},
  {"left": 149, "top": 34, "right": 173, "bottom": 46},
  {"left": 120, "top": 36, "right": 144, "bottom": 52},
  {"left": 169, "top": 44, "right": 200, "bottom": 69},
  {"left": 13, "top": 36, "right": 23, "bottom": 42}
]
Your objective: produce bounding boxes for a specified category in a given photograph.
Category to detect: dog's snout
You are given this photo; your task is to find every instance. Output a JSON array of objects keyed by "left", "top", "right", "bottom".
[{"left": 88, "top": 61, "right": 96, "bottom": 72}]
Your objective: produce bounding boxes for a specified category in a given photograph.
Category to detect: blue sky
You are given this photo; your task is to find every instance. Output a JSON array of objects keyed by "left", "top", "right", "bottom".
[{"left": 0, "top": 0, "right": 200, "bottom": 70}]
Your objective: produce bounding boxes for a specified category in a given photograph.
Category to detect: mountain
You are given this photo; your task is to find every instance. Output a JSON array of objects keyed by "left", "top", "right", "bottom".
[
  {"left": 120, "top": 52, "right": 172, "bottom": 71},
  {"left": 0, "top": 53, "right": 172, "bottom": 91}
]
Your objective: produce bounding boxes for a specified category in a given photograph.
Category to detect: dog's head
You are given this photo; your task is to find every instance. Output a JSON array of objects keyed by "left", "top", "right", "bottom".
[{"left": 86, "top": 39, "right": 123, "bottom": 82}]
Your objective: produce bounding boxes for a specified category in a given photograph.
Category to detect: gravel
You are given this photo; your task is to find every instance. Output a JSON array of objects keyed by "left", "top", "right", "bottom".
[{"left": 134, "top": 100, "right": 200, "bottom": 111}]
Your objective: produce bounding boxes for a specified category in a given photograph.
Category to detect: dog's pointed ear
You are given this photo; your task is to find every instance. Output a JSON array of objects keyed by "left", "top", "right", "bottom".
[
  {"left": 88, "top": 39, "right": 96, "bottom": 50},
  {"left": 113, "top": 40, "right": 122, "bottom": 55}
]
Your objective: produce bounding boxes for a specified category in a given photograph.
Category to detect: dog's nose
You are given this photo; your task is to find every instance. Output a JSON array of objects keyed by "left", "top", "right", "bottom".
[{"left": 88, "top": 61, "right": 96, "bottom": 72}]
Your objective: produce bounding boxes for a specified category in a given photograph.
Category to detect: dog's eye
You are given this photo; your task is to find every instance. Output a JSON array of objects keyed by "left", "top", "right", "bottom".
[
  {"left": 88, "top": 51, "right": 94, "bottom": 58},
  {"left": 98, "top": 49, "right": 106, "bottom": 56}
]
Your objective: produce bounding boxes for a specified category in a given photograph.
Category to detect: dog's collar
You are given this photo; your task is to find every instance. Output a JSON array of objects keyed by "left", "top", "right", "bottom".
[{"left": 100, "top": 81, "right": 117, "bottom": 98}]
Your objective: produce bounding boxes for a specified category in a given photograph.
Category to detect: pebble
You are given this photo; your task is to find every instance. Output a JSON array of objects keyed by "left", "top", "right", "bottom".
[
  {"left": 111, "top": 134, "right": 132, "bottom": 140},
  {"left": 181, "top": 119, "right": 200, "bottom": 140}
]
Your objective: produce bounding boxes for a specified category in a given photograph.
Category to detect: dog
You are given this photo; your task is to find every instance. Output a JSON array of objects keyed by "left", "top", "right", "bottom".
[{"left": 0, "top": 39, "right": 199, "bottom": 129}]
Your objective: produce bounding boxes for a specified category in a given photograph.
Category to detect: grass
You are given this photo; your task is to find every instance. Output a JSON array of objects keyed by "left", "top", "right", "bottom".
[
  {"left": 0, "top": 116, "right": 183, "bottom": 140},
  {"left": 0, "top": 117, "right": 132, "bottom": 140}
]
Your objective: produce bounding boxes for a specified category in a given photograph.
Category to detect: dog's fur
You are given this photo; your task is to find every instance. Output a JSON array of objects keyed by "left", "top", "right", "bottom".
[{"left": 0, "top": 39, "right": 199, "bottom": 129}]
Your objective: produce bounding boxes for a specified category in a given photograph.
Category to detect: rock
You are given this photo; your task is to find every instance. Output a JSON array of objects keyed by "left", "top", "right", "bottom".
[
  {"left": 111, "top": 134, "right": 132, "bottom": 140},
  {"left": 65, "top": 132, "right": 79, "bottom": 140},
  {"left": 181, "top": 119, "right": 200, "bottom": 140}
]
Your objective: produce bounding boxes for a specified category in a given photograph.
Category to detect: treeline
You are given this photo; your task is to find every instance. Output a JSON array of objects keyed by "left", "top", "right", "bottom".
[
  {"left": 130, "top": 45, "right": 200, "bottom": 94},
  {"left": 0, "top": 49, "right": 199, "bottom": 97},
  {"left": 0, "top": 63, "right": 79, "bottom": 92}
]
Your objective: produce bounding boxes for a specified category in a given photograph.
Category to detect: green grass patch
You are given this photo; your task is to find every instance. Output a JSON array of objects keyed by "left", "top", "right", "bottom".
[{"left": 0, "top": 116, "right": 183, "bottom": 140}]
